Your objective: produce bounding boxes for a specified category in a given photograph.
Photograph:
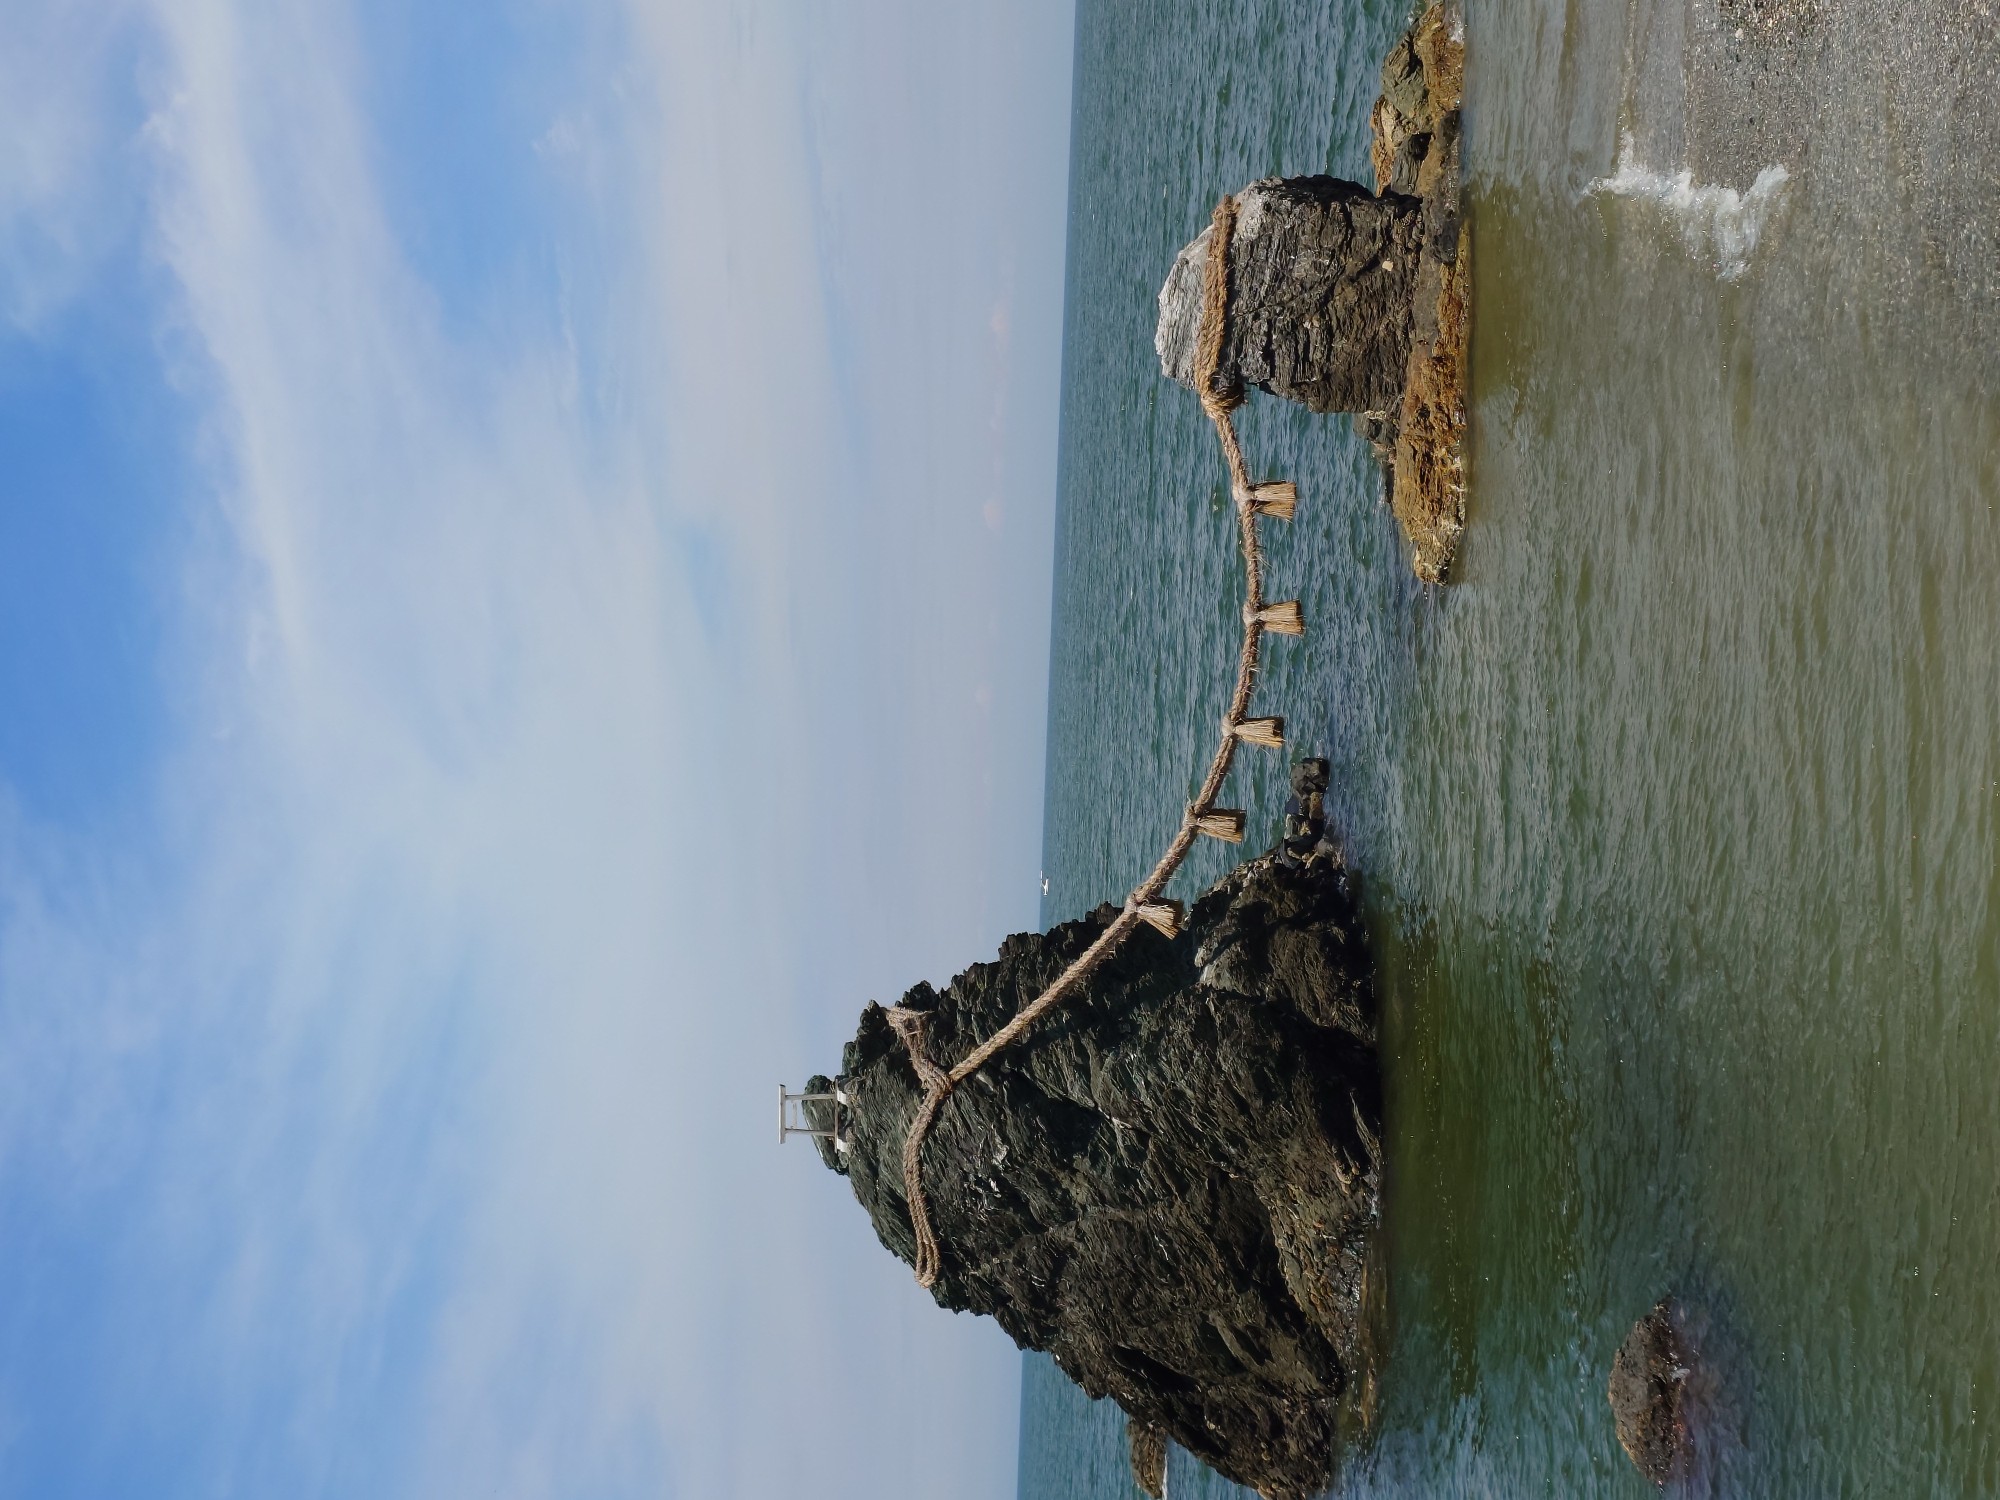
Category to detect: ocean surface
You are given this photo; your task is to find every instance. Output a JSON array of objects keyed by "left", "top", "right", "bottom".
[{"left": 1022, "top": 0, "right": 2000, "bottom": 1495}]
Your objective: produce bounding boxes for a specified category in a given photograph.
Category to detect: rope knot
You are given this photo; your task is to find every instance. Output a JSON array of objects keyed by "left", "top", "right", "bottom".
[
  {"left": 885, "top": 1004, "right": 950, "bottom": 1094},
  {"left": 885, "top": 1005, "right": 952, "bottom": 1287}
]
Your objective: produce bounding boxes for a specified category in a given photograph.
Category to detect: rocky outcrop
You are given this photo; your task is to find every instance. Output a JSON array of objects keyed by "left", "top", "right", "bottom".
[
  {"left": 1370, "top": 5, "right": 1468, "bottom": 584},
  {"left": 1154, "top": 5, "right": 1468, "bottom": 583},
  {"left": 811, "top": 807, "right": 1381, "bottom": 1500}
]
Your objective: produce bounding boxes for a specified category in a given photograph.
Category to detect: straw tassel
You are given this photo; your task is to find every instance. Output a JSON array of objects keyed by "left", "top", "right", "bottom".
[
  {"left": 1192, "top": 808, "right": 1246, "bottom": 843},
  {"left": 1249, "top": 600, "right": 1305, "bottom": 636},
  {"left": 1245, "top": 481, "right": 1297, "bottom": 520},
  {"left": 1134, "top": 899, "right": 1185, "bottom": 938},
  {"left": 1232, "top": 716, "right": 1286, "bottom": 749}
]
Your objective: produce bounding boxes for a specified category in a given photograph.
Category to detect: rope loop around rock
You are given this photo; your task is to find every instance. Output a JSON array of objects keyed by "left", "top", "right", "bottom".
[{"left": 889, "top": 194, "right": 1284, "bottom": 1289}]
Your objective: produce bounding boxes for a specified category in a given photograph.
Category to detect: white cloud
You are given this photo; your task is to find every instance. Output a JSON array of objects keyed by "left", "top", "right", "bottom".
[{"left": 0, "top": 1, "right": 142, "bottom": 329}]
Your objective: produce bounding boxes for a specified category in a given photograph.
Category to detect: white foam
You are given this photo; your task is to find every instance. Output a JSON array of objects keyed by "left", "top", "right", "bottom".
[{"left": 1590, "top": 136, "right": 1791, "bottom": 280}]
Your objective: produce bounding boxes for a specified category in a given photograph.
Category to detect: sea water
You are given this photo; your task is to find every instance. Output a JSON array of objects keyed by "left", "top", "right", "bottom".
[{"left": 1023, "top": 0, "right": 2000, "bottom": 1495}]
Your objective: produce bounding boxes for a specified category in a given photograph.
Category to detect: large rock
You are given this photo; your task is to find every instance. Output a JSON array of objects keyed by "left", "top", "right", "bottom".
[
  {"left": 1155, "top": 176, "right": 1425, "bottom": 415},
  {"left": 811, "top": 844, "right": 1382, "bottom": 1499}
]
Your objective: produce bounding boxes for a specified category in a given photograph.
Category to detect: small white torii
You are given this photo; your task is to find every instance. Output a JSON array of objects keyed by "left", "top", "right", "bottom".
[{"left": 778, "top": 1083, "right": 849, "bottom": 1154}]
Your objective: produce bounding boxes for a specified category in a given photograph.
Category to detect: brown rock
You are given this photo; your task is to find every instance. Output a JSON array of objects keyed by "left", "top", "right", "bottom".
[
  {"left": 1411, "top": 4, "right": 1464, "bottom": 117},
  {"left": 1369, "top": 3, "right": 1469, "bottom": 583},
  {"left": 1608, "top": 1299, "right": 1694, "bottom": 1486},
  {"left": 1390, "top": 219, "right": 1468, "bottom": 584}
]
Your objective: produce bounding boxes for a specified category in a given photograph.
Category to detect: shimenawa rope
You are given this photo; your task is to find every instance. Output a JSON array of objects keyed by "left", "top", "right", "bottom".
[{"left": 888, "top": 195, "right": 1300, "bottom": 1289}]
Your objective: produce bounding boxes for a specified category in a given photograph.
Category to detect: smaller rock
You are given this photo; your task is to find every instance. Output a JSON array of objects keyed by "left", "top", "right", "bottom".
[
  {"left": 1290, "top": 757, "right": 1331, "bottom": 799},
  {"left": 1280, "top": 757, "right": 1334, "bottom": 865},
  {"left": 1155, "top": 3, "right": 1466, "bottom": 584},
  {"left": 1608, "top": 1299, "right": 1693, "bottom": 1486},
  {"left": 1369, "top": 3, "right": 1469, "bottom": 584}
]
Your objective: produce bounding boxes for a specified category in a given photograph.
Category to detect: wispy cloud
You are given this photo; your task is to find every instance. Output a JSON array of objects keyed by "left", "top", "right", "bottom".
[
  {"left": 0, "top": 3, "right": 144, "bottom": 330},
  {"left": 0, "top": 0, "right": 1074, "bottom": 1494}
]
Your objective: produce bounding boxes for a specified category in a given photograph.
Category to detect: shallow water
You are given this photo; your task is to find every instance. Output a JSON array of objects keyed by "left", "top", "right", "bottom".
[{"left": 1024, "top": 0, "right": 2000, "bottom": 1495}]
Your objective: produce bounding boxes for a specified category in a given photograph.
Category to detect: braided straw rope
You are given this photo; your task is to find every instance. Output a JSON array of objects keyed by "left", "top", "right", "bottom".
[{"left": 889, "top": 195, "right": 1287, "bottom": 1288}]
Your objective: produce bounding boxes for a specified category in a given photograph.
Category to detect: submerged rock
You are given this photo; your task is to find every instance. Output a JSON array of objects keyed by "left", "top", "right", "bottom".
[{"left": 811, "top": 833, "right": 1381, "bottom": 1499}]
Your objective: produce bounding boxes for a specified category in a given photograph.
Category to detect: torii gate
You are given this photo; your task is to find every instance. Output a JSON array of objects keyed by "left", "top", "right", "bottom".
[{"left": 777, "top": 1082, "right": 849, "bottom": 1154}]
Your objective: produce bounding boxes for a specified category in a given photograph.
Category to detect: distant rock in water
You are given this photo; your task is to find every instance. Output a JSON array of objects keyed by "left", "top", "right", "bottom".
[
  {"left": 810, "top": 842, "right": 1381, "bottom": 1500},
  {"left": 1154, "top": 3, "right": 1467, "bottom": 582},
  {"left": 1609, "top": 1299, "right": 1694, "bottom": 1486},
  {"left": 1608, "top": 1292, "right": 1752, "bottom": 1494}
]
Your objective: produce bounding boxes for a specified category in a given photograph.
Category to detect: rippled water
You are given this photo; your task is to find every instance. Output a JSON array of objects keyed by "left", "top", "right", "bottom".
[{"left": 1024, "top": 0, "right": 2000, "bottom": 1495}]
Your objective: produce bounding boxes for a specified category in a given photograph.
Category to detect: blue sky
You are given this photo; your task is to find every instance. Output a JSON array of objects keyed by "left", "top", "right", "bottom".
[{"left": 0, "top": 1, "right": 1074, "bottom": 1495}]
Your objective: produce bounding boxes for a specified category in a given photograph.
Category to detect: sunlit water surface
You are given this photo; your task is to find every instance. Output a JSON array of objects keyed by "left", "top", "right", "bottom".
[{"left": 1022, "top": 0, "right": 2000, "bottom": 1495}]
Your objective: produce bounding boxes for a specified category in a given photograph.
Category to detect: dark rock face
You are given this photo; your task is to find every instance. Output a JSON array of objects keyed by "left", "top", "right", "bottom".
[
  {"left": 1609, "top": 1299, "right": 1693, "bottom": 1486},
  {"left": 813, "top": 846, "right": 1381, "bottom": 1499},
  {"left": 1155, "top": 176, "right": 1425, "bottom": 416}
]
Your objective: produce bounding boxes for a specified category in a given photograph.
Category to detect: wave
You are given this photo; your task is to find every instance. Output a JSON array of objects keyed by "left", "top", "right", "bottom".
[{"left": 1589, "top": 136, "right": 1791, "bottom": 279}]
